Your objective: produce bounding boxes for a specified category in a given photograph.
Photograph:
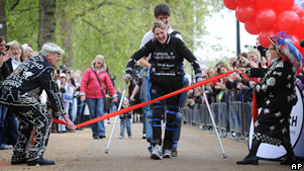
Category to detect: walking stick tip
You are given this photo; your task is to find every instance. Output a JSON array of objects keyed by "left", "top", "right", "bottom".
[
  {"left": 223, "top": 153, "right": 228, "bottom": 158},
  {"left": 105, "top": 149, "right": 109, "bottom": 154}
]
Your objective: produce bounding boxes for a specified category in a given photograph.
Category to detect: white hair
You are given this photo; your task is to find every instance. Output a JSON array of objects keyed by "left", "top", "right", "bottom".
[
  {"left": 22, "top": 43, "right": 29, "bottom": 50},
  {"left": 40, "top": 42, "right": 65, "bottom": 56},
  {"left": 6, "top": 40, "right": 20, "bottom": 48},
  {"left": 91, "top": 54, "right": 107, "bottom": 69}
]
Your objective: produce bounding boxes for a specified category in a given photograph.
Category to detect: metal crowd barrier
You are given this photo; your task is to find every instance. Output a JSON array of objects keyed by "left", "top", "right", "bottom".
[{"left": 181, "top": 100, "right": 252, "bottom": 142}]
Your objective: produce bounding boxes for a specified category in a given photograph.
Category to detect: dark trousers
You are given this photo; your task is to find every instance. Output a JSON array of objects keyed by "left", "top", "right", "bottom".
[
  {"left": 4, "top": 110, "right": 19, "bottom": 146},
  {"left": 150, "top": 82, "right": 182, "bottom": 150}
]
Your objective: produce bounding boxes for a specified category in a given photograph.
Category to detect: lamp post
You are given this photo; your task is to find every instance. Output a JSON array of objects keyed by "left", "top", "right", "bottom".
[{"left": 236, "top": 20, "right": 241, "bottom": 56}]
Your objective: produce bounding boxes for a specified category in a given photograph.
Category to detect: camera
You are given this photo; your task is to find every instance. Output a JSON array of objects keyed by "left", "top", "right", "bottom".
[
  {"left": 244, "top": 45, "right": 257, "bottom": 49},
  {"left": 60, "top": 64, "right": 67, "bottom": 71},
  {"left": 239, "top": 59, "right": 245, "bottom": 64},
  {"left": 217, "top": 67, "right": 221, "bottom": 73},
  {"left": 257, "top": 45, "right": 267, "bottom": 57},
  {"left": 232, "top": 61, "right": 237, "bottom": 67}
]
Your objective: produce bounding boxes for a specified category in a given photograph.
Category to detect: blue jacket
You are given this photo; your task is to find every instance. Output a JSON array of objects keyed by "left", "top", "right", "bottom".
[{"left": 120, "top": 107, "right": 131, "bottom": 120}]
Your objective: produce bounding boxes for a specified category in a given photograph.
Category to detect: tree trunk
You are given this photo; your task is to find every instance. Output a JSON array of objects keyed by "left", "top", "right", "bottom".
[
  {"left": 60, "top": 10, "right": 74, "bottom": 68},
  {"left": 38, "top": 0, "right": 56, "bottom": 50},
  {"left": 0, "top": 0, "right": 7, "bottom": 38}
]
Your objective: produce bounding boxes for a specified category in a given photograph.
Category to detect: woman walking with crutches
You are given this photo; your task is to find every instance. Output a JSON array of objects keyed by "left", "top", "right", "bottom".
[{"left": 124, "top": 21, "right": 203, "bottom": 160}]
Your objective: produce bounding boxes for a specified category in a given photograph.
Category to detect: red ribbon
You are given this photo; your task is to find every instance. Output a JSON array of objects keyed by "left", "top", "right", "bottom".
[
  {"left": 75, "top": 70, "right": 236, "bottom": 129},
  {"left": 241, "top": 73, "right": 249, "bottom": 80},
  {"left": 51, "top": 71, "right": 235, "bottom": 128},
  {"left": 0, "top": 163, "right": 11, "bottom": 165},
  {"left": 52, "top": 118, "right": 67, "bottom": 125}
]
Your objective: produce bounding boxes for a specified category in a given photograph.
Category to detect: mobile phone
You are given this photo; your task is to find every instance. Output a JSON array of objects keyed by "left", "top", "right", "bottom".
[{"left": 5, "top": 45, "right": 9, "bottom": 51}]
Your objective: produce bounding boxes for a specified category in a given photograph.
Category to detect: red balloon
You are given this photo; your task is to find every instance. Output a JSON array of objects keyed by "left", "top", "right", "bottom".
[
  {"left": 292, "top": 4, "right": 304, "bottom": 18},
  {"left": 256, "top": 0, "right": 278, "bottom": 9},
  {"left": 245, "top": 20, "right": 262, "bottom": 35},
  {"left": 274, "top": 0, "right": 294, "bottom": 13},
  {"left": 235, "top": 0, "right": 252, "bottom": 5},
  {"left": 255, "top": 8, "right": 277, "bottom": 29},
  {"left": 258, "top": 29, "right": 276, "bottom": 48},
  {"left": 277, "top": 11, "right": 300, "bottom": 33},
  {"left": 295, "top": 16, "right": 304, "bottom": 39},
  {"left": 224, "top": 0, "right": 239, "bottom": 10},
  {"left": 235, "top": 4, "right": 257, "bottom": 23}
]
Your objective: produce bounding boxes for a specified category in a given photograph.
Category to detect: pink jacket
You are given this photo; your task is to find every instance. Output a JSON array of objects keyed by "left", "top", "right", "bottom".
[{"left": 80, "top": 67, "right": 117, "bottom": 98}]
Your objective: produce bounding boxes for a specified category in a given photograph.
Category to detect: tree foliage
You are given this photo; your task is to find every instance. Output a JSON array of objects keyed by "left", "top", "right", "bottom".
[{"left": 3, "top": 0, "right": 223, "bottom": 88}]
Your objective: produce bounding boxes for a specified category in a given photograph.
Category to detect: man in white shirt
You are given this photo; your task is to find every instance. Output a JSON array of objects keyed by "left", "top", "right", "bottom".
[
  {"left": 138, "top": 4, "right": 184, "bottom": 158},
  {"left": 139, "top": 4, "right": 182, "bottom": 67}
]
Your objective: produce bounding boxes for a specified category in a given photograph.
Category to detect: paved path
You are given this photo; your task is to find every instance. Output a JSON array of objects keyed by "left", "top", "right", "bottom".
[{"left": 0, "top": 118, "right": 295, "bottom": 171}]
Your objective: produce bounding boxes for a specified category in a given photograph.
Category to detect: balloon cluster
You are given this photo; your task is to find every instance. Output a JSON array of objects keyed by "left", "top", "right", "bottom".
[
  {"left": 224, "top": 0, "right": 304, "bottom": 73},
  {"left": 224, "top": 0, "right": 304, "bottom": 50}
]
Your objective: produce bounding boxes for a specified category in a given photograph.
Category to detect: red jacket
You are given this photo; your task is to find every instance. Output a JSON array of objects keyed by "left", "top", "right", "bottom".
[{"left": 80, "top": 67, "right": 117, "bottom": 98}]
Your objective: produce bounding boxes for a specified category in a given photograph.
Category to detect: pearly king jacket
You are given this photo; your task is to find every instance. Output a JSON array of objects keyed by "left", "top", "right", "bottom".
[
  {"left": 246, "top": 57, "right": 297, "bottom": 110},
  {"left": 0, "top": 55, "right": 66, "bottom": 117}
]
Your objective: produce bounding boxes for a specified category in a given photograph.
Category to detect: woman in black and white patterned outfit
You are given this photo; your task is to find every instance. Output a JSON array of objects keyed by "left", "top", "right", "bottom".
[{"left": 237, "top": 32, "right": 302, "bottom": 165}]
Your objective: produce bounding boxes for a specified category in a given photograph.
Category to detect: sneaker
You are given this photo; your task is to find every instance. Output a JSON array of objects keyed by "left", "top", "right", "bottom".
[
  {"left": 119, "top": 136, "right": 123, "bottom": 139},
  {"left": 163, "top": 149, "right": 172, "bottom": 158},
  {"left": 142, "top": 134, "right": 146, "bottom": 139},
  {"left": 27, "top": 157, "right": 55, "bottom": 166},
  {"left": 150, "top": 145, "right": 163, "bottom": 160},
  {"left": 172, "top": 148, "right": 178, "bottom": 157},
  {"left": 128, "top": 136, "right": 132, "bottom": 139}
]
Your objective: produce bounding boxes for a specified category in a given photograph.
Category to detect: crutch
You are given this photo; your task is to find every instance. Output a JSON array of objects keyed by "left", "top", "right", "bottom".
[
  {"left": 201, "top": 85, "right": 228, "bottom": 158},
  {"left": 105, "top": 82, "right": 128, "bottom": 154}
]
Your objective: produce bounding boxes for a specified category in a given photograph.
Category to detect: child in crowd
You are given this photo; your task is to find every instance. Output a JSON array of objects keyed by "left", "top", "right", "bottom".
[{"left": 119, "top": 99, "right": 132, "bottom": 139}]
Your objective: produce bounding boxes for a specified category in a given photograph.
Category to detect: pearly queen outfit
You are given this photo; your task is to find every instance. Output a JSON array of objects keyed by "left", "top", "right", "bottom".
[
  {"left": 246, "top": 57, "right": 297, "bottom": 146},
  {"left": 0, "top": 54, "right": 65, "bottom": 162}
]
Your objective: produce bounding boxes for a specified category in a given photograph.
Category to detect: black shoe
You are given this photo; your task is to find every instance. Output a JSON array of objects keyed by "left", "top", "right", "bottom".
[
  {"left": 236, "top": 156, "right": 258, "bottom": 165},
  {"left": 27, "top": 157, "right": 55, "bottom": 166},
  {"left": 93, "top": 136, "right": 99, "bottom": 140},
  {"left": 99, "top": 135, "right": 106, "bottom": 139},
  {"left": 172, "top": 149, "right": 178, "bottom": 157},
  {"left": 11, "top": 158, "right": 27, "bottom": 165},
  {"left": 280, "top": 156, "right": 297, "bottom": 165}
]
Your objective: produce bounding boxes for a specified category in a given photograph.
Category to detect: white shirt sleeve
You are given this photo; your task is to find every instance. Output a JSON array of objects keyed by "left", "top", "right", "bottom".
[
  {"left": 140, "top": 31, "right": 154, "bottom": 48},
  {"left": 175, "top": 34, "right": 183, "bottom": 41}
]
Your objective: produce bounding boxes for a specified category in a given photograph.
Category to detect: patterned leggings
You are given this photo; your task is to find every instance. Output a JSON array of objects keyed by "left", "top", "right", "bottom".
[{"left": 8, "top": 103, "right": 52, "bottom": 161}]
